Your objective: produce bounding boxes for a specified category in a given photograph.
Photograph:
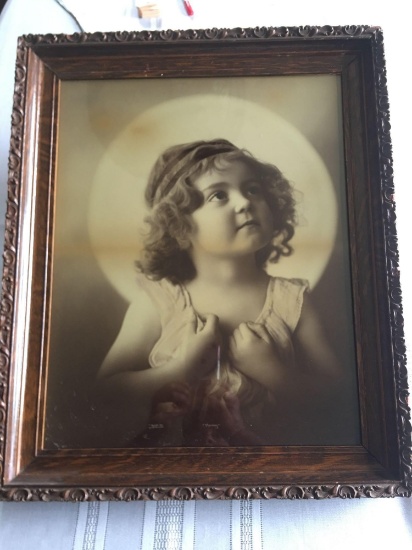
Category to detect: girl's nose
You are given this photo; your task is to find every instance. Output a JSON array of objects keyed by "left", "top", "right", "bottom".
[{"left": 234, "top": 194, "right": 252, "bottom": 213}]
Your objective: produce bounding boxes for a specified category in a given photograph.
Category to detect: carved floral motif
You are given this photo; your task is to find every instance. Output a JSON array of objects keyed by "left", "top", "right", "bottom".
[
  {"left": 0, "top": 41, "right": 28, "bottom": 487},
  {"left": 0, "top": 483, "right": 410, "bottom": 502},
  {"left": 19, "top": 25, "right": 381, "bottom": 46},
  {"left": 370, "top": 31, "right": 412, "bottom": 486}
]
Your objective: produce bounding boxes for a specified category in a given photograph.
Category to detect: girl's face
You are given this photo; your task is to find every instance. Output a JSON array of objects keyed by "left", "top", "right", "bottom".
[{"left": 189, "top": 160, "right": 274, "bottom": 259}]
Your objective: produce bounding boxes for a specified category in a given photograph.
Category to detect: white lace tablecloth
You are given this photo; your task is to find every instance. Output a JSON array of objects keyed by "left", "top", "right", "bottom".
[{"left": 1, "top": 1, "right": 411, "bottom": 548}]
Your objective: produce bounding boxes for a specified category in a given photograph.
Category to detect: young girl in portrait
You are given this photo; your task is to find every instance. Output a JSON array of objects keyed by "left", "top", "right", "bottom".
[{"left": 97, "top": 138, "right": 341, "bottom": 447}]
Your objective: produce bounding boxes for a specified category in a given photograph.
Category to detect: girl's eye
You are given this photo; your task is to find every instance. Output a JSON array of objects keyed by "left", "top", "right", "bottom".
[
  {"left": 246, "top": 183, "right": 262, "bottom": 196},
  {"left": 209, "top": 190, "right": 228, "bottom": 202}
]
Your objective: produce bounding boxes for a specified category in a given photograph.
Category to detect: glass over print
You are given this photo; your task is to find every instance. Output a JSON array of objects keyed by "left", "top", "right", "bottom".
[{"left": 45, "top": 75, "right": 360, "bottom": 449}]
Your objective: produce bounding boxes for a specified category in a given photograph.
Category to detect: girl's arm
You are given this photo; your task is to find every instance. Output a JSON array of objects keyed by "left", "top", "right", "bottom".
[
  {"left": 293, "top": 295, "right": 341, "bottom": 378},
  {"left": 230, "top": 295, "right": 349, "bottom": 443},
  {"left": 98, "top": 300, "right": 220, "bottom": 391},
  {"left": 95, "top": 290, "right": 220, "bottom": 443},
  {"left": 229, "top": 296, "right": 341, "bottom": 395},
  {"left": 95, "top": 289, "right": 164, "bottom": 441},
  {"left": 273, "top": 297, "right": 350, "bottom": 442},
  {"left": 229, "top": 322, "right": 285, "bottom": 393},
  {"left": 98, "top": 290, "right": 161, "bottom": 381},
  {"left": 272, "top": 295, "right": 342, "bottom": 396}
]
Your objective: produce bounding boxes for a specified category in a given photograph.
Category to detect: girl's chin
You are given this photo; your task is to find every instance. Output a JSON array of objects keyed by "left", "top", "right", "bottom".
[{"left": 191, "top": 239, "right": 272, "bottom": 259}]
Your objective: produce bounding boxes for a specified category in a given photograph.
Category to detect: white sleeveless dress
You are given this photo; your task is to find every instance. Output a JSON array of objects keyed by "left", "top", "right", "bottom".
[{"left": 136, "top": 273, "right": 308, "bottom": 439}]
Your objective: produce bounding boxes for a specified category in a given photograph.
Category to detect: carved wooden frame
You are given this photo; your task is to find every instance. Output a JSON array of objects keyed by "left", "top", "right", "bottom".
[{"left": 0, "top": 26, "right": 411, "bottom": 502}]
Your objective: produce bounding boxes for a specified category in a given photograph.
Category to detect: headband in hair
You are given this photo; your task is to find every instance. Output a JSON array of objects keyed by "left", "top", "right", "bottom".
[{"left": 147, "top": 139, "right": 240, "bottom": 206}]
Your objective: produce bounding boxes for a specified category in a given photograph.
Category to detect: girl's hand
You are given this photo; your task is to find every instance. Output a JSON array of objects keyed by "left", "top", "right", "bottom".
[
  {"left": 229, "top": 322, "right": 281, "bottom": 391},
  {"left": 175, "top": 313, "right": 220, "bottom": 381}
]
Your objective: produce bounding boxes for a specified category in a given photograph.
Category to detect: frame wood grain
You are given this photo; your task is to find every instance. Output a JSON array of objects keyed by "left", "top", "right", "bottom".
[{"left": 0, "top": 25, "right": 411, "bottom": 501}]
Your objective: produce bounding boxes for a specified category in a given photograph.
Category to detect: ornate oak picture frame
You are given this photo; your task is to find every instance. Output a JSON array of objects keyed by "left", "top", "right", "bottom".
[{"left": 0, "top": 26, "right": 411, "bottom": 501}]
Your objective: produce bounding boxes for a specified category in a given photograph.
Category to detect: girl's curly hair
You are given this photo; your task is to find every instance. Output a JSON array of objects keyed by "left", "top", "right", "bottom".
[{"left": 136, "top": 139, "right": 296, "bottom": 284}]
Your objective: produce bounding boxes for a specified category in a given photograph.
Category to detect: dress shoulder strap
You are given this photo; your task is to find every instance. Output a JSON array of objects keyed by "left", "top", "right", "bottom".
[
  {"left": 268, "top": 277, "right": 309, "bottom": 332},
  {"left": 135, "top": 272, "right": 190, "bottom": 327}
]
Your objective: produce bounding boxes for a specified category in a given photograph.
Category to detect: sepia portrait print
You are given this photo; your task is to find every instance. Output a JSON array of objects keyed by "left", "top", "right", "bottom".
[{"left": 45, "top": 75, "right": 360, "bottom": 449}]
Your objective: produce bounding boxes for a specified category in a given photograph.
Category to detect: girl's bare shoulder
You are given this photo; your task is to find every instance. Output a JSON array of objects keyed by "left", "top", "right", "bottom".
[{"left": 121, "top": 285, "right": 162, "bottom": 338}]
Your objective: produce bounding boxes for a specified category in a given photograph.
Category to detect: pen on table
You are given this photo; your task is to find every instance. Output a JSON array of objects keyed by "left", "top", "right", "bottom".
[{"left": 182, "top": 0, "right": 194, "bottom": 16}]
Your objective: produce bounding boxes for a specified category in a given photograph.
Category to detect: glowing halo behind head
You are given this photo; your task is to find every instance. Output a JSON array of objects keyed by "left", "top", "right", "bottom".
[{"left": 88, "top": 94, "right": 338, "bottom": 303}]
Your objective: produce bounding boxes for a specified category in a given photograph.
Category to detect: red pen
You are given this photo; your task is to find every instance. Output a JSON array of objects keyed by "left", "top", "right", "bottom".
[{"left": 182, "top": 0, "right": 194, "bottom": 16}]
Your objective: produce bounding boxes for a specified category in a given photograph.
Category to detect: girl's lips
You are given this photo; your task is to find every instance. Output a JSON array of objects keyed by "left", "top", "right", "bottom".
[{"left": 237, "top": 220, "right": 259, "bottom": 230}]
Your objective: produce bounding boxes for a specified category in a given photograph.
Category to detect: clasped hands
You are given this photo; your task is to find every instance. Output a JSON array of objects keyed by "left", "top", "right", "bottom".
[
  {"left": 176, "top": 312, "right": 280, "bottom": 383},
  {"left": 150, "top": 315, "right": 281, "bottom": 426}
]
